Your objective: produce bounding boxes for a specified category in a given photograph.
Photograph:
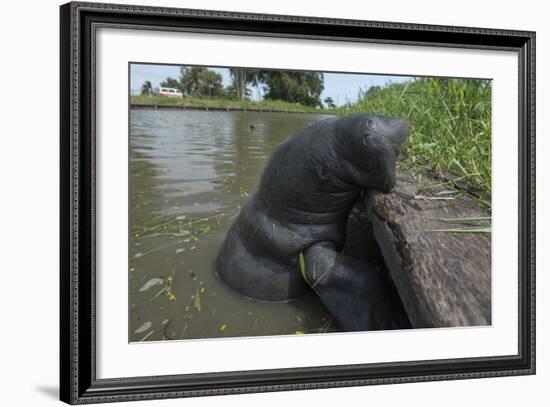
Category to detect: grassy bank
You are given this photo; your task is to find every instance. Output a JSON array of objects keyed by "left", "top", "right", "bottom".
[
  {"left": 338, "top": 78, "right": 492, "bottom": 204},
  {"left": 131, "top": 95, "right": 334, "bottom": 114}
]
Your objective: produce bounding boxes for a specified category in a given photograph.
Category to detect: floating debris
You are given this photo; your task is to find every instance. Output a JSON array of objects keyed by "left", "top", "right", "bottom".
[
  {"left": 134, "top": 321, "right": 152, "bottom": 334},
  {"left": 166, "top": 276, "right": 176, "bottom": 300},
  {"left": 194, "top": 289, "right": 202, "bottom": 312},
  {"left": 140, "top": 330, "right": 154, "bottom": 342},
  {"left": 150, "top": 287, "right": 167, "bottom": 302},
  {"left": 138, "top": 278, "right": 164, "bottom": 292},
  {"left": 149, "top": 275, "right": 176, "bottom": 302},
  {"left": 195, "top": 225, "right": 211, "bottom": 236}
]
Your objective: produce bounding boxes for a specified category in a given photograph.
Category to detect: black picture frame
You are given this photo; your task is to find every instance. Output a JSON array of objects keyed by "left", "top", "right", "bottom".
[{"left": 60, "top": 1, "right": 536, "bottom": 404}]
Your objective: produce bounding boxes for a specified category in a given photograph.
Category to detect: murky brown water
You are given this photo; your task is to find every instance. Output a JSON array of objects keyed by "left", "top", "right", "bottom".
[{"left": 129, "top": 109, "right": 339, "bottom": 342}]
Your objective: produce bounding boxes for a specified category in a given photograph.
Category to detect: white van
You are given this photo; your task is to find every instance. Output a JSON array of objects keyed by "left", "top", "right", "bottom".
[{"left": 159, "top": 87, "right": 183, "bottom": 97}]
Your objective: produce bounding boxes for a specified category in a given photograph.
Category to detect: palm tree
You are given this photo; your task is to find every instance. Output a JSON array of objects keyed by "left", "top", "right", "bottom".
[
  {"left": 179, "top": 67, "right": 205, "bottom": 96},
  {"left": 140, "top": 80, "right": 152, "bottom": 96},
  {"left": 229, "top": 68, "right": 247, "bottom": 100},
  {"left": 247, "top": 69, "right": 265, "bottom": 101}
]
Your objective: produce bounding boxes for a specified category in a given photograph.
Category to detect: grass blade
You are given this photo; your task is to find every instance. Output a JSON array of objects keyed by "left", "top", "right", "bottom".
[
  {"left": 434, "top": 216, "right": 491, "bottom": 222},
  {"left": 298, "top": 252, "right": 313, "bottom": 287},
  {"left": 423, "top": 226, "right": 491, "bottom": 233}
]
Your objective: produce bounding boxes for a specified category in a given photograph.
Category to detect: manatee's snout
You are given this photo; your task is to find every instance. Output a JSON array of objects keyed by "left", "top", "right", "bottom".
[
  {"left": 337, "top": 113, "right": 409, "bottom": 191},
  {"left": 384, "top": 116, "right": 409, "bottom": 151}
]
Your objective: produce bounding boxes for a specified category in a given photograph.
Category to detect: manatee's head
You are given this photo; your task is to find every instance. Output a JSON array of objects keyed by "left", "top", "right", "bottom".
[{"left": 335, "top": 113, "right": 409, "bottom": 192}]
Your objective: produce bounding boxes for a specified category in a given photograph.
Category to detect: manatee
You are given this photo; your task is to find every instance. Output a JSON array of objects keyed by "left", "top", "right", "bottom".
[
  {"left": 302, "top": 241, "right": 411, "bottom": 331},
  {"left": 215, "top": 113, "right": 410, "bottom": 330}
]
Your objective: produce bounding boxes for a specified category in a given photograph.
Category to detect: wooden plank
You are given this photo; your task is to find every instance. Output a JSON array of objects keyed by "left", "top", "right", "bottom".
[{"left": 364, "top": 171, "right": 491, "bottom": 328}]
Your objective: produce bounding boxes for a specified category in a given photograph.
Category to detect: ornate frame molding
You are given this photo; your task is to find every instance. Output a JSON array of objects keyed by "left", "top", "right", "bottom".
[{"left": 60, "top": 2, "right": 535, "bottom": 404}]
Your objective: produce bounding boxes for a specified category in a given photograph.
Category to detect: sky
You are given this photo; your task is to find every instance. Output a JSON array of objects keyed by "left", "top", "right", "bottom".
[{"left": 130, "top": 63, "right": 413, "bottom": 106}]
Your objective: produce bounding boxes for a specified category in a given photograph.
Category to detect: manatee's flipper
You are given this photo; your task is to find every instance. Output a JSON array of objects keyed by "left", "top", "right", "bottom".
[
  {"left": 302, "top": 242, "right": 411, "bottom": 331},
  {"left": 216, "top": 218, "right": 308, "bottom": 301},
  {"left": 216, "top": 196, "right": 310, "bottom": 302}
]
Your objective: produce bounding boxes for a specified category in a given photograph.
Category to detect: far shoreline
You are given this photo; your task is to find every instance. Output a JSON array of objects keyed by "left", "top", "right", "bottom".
[
  {"left": 130, "top": 103, "right": 335, "bottom": 115},
  {"left": 130, "top": 95, "right": 338, "bottom": 115}
]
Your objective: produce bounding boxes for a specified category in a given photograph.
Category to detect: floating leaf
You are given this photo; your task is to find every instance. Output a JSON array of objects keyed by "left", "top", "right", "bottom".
[
  {"left": 195, "top": 226, "right": 211, "bottom": 235},
  {"left": 295, "top": 315, "right": 302, "bottom": 322},
  {"left": 138, "top": 278, "right": 164, "bottom": 292},
  {"left": 200, "top": 287, "right": 206, "bottom": 294},
  {"left": 295, "top": 331, "right": 305, "bottom": 335},
  {"left": 220, "top": 324, "right": 227, "bottom": 332},
  {"left": 134, "top": 321, "right": 152, "bottom": 334}
]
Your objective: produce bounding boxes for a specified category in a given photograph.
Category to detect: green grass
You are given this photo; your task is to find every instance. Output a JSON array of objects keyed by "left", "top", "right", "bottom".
[
  {"left": 298, "top": 252, "right": 312, "bottom": 287},
  {"left": 131, "top": 95, "right": 334, "bottom": 113},
  {"left": 337, "top": 78, "right": 492, "bottom": 201}
]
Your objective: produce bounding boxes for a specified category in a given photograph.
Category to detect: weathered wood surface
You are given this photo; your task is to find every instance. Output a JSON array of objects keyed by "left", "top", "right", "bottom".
[{"left": 364, "top": 170, "right": 491, "bottom": 328}]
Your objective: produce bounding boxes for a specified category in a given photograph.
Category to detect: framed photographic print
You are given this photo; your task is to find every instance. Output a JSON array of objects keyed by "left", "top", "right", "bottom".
[{"left": 60, "top": 1, "right": 536, "bottom": 404}]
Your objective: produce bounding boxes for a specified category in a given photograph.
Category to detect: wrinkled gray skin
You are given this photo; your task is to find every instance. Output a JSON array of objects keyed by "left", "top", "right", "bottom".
[
  {"left": 303, "top": 242, "right": 411, "bottom": 331},
  {"left": 215, "top": 113, "right": 410, "bottom": 331}
]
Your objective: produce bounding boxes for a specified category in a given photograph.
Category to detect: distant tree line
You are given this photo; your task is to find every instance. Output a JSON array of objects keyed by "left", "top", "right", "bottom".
[{"left": 142, "top": 66, "right": 327, "bottom": 108}]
